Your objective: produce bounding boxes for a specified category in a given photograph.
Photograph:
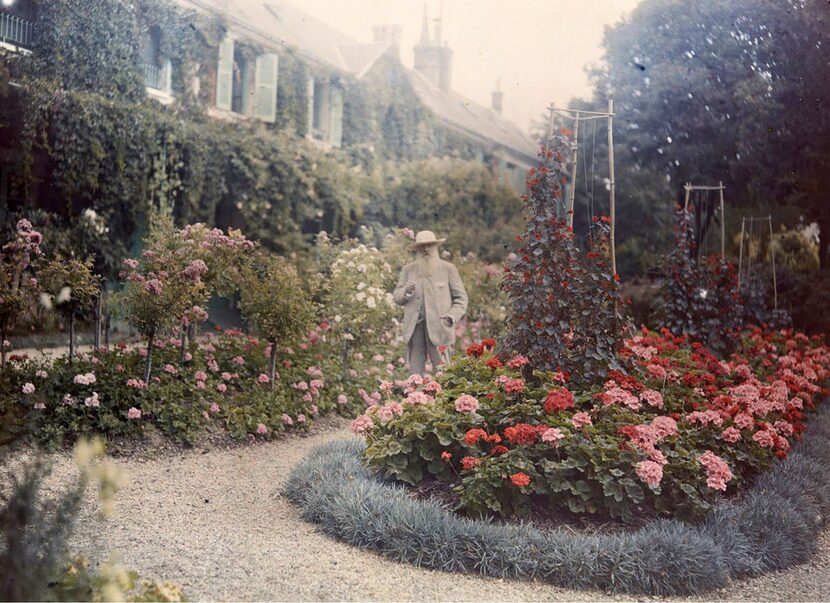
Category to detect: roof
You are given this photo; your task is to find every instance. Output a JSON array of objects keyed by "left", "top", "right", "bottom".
[
  {"left": 181, "top": 0, "right": 536, "bottom": 160},
  {"left": 182, "top": 0, "right": 390, "bottom": 78},
  {"left": 406, "top": 69, "right": 537, "bottom": 163}
]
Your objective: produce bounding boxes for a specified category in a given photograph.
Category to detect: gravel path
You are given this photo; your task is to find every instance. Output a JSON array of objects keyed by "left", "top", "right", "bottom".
[{"left": 41, "top": 420, "right": 830, "bottom": 602}]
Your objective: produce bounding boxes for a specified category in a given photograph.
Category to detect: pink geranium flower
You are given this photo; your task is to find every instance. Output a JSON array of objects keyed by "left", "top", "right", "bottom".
[
  {"left": 127, "top": 407, "right": 142, "bottom": 420},
  {"left": 541, "top": 427, "right": 565, "bottom": 447},
  {"left": 350, "top": 415, "right": 374, "bottom": 435},
  {"left": 636, "top": 460, "right": 663, "bottom": 487},
  {"left": 454, "top": 394, "right": 480, "bottom": 413},
  {"left": 571, "top": 412, "right": 592, "bottom": 428}
]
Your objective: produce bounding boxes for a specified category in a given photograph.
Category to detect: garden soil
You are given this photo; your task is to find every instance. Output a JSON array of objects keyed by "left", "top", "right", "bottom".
[{"left": 43, "top": 418, "right": 830, "bottom": 602}]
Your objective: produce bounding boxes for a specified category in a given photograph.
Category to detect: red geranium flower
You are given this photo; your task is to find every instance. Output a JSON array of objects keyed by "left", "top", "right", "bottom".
[
  {"left": 510, "top": 472, "right": 531, "bottom": 487},
  {"left": 464, "top": 428, "right": 488, "bottom": 446},
  {"left": 490, "top": 445, "right": 509, "bottom": 456},
  {"left": 544, "top": 388, "right": 575, "bottom": 413},
  {"left": 504, "top": 423, "right": 539, "bottom": 445},
  {"left": 486, "top": 357, "right": 504, "bottom": 370},
  {"left": 441, "top": 451, "right": 452, "bottom": 462},
  {"left": 466, "top": 343, "right": 485, "bottom": 357},
  {"left": 461, "top": 456, "right": 480, "bottom": 471}
]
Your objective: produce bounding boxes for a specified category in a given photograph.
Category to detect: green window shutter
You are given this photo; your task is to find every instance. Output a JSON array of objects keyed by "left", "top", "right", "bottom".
[
  {"left": 215, "top": 36, "right": 234, "bottom": 111},
  {"left": 163, "top": 58, "right": 173, "bottom": 95},
  {"left": 306, "top": 75, "right": 315, "bottom": 136},
  {"left": 253, "top": 53, "right": 279, "bottom": 123},
  {"left": 329, "top": 85, "right": 343, "bottom": 147}
]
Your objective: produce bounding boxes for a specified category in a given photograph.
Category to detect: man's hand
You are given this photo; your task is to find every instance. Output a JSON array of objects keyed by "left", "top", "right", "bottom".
[
  {"left": 440, "top": 315, "right": 454, "bottom": 328},
  {"left": 405, "top": 282, "right": 416, "bottom": 296}
]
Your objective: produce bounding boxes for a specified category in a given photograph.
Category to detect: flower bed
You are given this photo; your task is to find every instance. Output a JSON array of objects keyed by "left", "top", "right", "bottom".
[
  {"left": 357, "top": 328, "right": 829, "bottom": 522},
  {"left": 2, "top": 326, "right": 407, "bottom": 446},
  {"left": 285, "top": 399, "right": 830, "bottom": 595}
]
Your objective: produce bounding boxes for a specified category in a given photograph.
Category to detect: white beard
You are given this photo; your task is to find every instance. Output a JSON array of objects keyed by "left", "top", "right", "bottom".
[{"left": 416, "top": 248, "right": 440, "bottom": 277}]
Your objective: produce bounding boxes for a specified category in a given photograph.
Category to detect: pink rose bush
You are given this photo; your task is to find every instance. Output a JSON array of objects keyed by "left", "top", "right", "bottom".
[{"left": 360, "top": 328, "right": 830, "bottom": 521}]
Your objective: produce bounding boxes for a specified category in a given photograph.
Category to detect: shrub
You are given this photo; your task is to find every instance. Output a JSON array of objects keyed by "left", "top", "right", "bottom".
[
  {"left": 360, "top": 327, "right": 829, "bottom": 522},
  {"left": 0, "top": 438, "right": 121, "bottom": 600}
]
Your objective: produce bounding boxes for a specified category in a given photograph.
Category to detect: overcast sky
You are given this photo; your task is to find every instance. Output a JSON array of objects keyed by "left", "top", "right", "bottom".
[{"left": 295, "top": 0, "right": 643, "bottom": 133}]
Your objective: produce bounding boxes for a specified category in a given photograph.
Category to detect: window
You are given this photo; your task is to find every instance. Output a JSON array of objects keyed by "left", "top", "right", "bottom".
[
  {"left": 142, "top": 25, "right": 172, "bottom": 95},
  {"left": 253, "top": 53, "right": 279, "bottom": 123},
  {"left": 0, "top": 0, "right": 34, "bottom": 50},
  {"left": 231, "top": 46, "right": 250, "bottom": 114},
  {"left": 312, "top": 79, "right": 326, "bottom": 135},
  {"left": 215, "top": 36, "right": 234, "bottom": 111},
  {"left": 306, "top": 77, "right": 344, "bottom": 147}
]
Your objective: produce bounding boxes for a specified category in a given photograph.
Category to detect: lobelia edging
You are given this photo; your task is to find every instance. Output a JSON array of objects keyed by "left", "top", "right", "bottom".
[{"left": 282, "top": 398, "right": 830, "bottom": 596}]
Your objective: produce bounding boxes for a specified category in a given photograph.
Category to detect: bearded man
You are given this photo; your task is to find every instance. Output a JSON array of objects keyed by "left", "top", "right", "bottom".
[{"left": 393, "top": 231, "right": 468, "bottom": 375}]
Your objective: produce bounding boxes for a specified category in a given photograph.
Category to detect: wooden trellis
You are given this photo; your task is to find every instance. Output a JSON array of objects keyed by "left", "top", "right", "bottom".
[
  {"left": 738, "top": 215, "right": 778, "bottom": 309},
  {"left": 545, "top": 99, "right": 617, "bottom": 275}
]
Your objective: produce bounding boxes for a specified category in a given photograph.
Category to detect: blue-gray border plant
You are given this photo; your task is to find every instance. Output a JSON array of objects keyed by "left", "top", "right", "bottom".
[{"left": 284, "top": 400, "right": 830, "bottom": 596}]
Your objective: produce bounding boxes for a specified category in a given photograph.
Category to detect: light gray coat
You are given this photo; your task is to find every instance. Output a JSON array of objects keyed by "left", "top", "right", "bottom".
[{"left": 393, "top": 259, "right": 468, "bottom": 348}]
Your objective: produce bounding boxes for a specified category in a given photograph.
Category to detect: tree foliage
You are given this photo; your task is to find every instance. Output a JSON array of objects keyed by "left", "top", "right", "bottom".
[{"left": 564, "top": 0, "right": 830, "bottom": 273}]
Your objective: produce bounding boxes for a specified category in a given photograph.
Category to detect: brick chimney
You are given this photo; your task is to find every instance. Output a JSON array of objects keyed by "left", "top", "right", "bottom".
[
  {"left": 491, "top": 79, "right": 503, "bottom": 115},
  {"left": 373, "top": 24, "right": 402, "bottom": 61},
  {"left": 413, "top": 4, "right": 453, "bottom": 92}
]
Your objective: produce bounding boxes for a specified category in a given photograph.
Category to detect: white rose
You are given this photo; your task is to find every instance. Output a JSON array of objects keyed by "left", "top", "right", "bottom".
[
  {"left": 356, "top": 291, "right": 366, "bottom": 301},
  {"left": 366, "top": 297, "right": 376, "bottom": 309},
  {"left": 357, "top": 282, "right": 366, "bottom": 291},
  {"left": 57, "top": 286, "right": 72, "bottom": 304},
  {"left": 334, "top": 315, "right": 342, "bottom": 323}
]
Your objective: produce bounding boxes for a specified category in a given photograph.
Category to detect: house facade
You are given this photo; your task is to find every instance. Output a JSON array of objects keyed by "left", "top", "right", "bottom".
[{"left": 0, "top": 0, "right": 535, "bottom": 242}]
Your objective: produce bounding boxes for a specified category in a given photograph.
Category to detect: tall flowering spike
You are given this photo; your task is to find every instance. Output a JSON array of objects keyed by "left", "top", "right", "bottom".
[{"left": 502, "top": 138, "right": 629, "bottom": 386}]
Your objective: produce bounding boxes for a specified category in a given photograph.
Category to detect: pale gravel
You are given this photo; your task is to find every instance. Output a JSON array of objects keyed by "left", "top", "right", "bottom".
[{"left": 38, "top": 418, "right": 830, "bottom": 602}]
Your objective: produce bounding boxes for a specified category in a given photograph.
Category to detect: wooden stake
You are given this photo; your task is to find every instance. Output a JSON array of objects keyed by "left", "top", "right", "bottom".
[
  {"left": 607, "top": 98, "right": 616, "bottom": 276},
  {"left": 769, "top": 215, "right": 778, "bottom": 310},
  {"left": 684, "top": 183, "right": 690, "bottom": 210},
  {"left": 719, "top": 181, "right": 725, "bottom": 260},
  {"left": 738, "top": 217, "right": 745, "bottom": 287},
  {"left": 567, "top": 111, "right": 580, "bottom": 226}
]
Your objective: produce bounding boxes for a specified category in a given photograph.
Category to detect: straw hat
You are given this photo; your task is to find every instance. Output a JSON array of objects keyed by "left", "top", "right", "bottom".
[{"left": 410, "top": 230, "right": 446, "bottom": 248}]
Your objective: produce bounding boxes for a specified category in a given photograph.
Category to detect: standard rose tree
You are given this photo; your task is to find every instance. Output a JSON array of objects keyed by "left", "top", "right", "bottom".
[
  {"left": 0, "top": 220, "right": 42, "bottom": 367},
  {"left": 38, "top": 256, "right": 101, "bottom": 362},
  {"left": 118, "top": 217, "right": 209, "bottom": 382},
  {"left": 238, "top": 253, "right": 315, "bottom": 388}
]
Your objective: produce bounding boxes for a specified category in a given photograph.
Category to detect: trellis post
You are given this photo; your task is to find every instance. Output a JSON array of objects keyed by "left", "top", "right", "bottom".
[
  {"left": 768, "top": 215, "right": 778, "bottom": 309},
  {"left": 738, "top": 217, "right": 745, "bottom": 287},
  {"left": 607, "top": 98, "right": 616, "bottom": 276},
  {"left": 719, "top": 181, "right": 725, "bottom": 259},
  {"left": 566, "top": 111, "right": 580, "bottom": 227}
]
